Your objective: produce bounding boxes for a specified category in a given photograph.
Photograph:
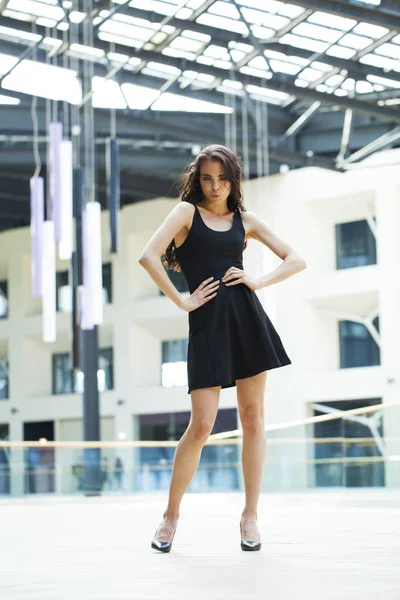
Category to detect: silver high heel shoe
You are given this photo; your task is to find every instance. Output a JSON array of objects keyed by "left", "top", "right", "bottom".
[
  {"left": 240, "top": 518, "right": 262, "bottom": 551},
  {"left": 151, "top": 524, "right": 176, "bottom": 553}
]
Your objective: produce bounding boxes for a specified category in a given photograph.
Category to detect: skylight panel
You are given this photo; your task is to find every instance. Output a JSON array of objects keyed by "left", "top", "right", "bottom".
[
  {"left": 2, "top": 60, "right": 80, "bottom": 103},
  {"left": 326, "top": 45, "right": 356, "bottom": 59},
  {"left": 100, "top": 20, "right": 154, "bottom": 42},
  {"left": 0, "top": 25, "right": 41, "bottom": 44},
  {"left": 196, "top": 55, "right": 214, "bottom": 66},
  {"left": 7, "top": 0, "right": 64, "bottom": 20},
  {"left": 307, "top": 11, "right": 356, "bottom": 31},
  {"left": 270, "top": 60, "right": 301, "bottom": 75},
  {"left": 107, "top": 52, "right": 130, "bottom": 63},
  {"left": 209, "top": 1, "right": 240, "bottom": 19},
  {"left": 240, "top": 65, "right": 272, "bottom": 79},
  {"left": 312, "top": 61, "right": 333, "bottom": 72},
  {"left": 367, "top": 74, "right": 400, "bottom": 89},
  {"left": 374, "top": 43, "right": 400, "bottom": 60},
  {"left": 240, "top": 7, "right": 270, "bottom": 25},
  {"left": 152, "top": 93, "right": 231, "bottom": 113},
  {"left": 196, "top": 13, "right": 248, "bottom": 35},
  {"left": 359, "top": 53, "right": 397, "bottom": 70},
  {"left": 294, "top": 79, "right": 308, "bottom": 88},
  {"left": 98, "top": 31, "right": 139, "bottom": 48},
  {"left": 237, "top": 0, "right": 283, "bottom": 11},
  {"left": 162, "top": 47, "right": 196, "bottom": 61},
  {"left": 325, "top": 74, "right": 345, "bottom": 87},
  {"left": 357, "top": 0, "right": 381, "bottom": 5},
  {"left": 121, "top": 83, "right": 160, "bottom": 110},
  {"left": 127, "top": 0, "right": 176, "bottom": 16},
  {"left": 248, "top": 56, "right": 269, "bottom": 70},
  {"left": 182, "top": 30, "right": 211, "bottom": 43},
  {"left": 298, "top": 68, "right": 323, "bottom": 82},
  {"left": 169, "top": 36, "right": 205, "bottom": 53},
  {"left": 353, "top": 22, "right": 389, "bottom": 39},
  {"left": 203, "top": 45, "right": 230, "bottom": 60},
  {"left": 92, "top": 78, "right": 126, "bottom": 109},
  {"left": 183, "top": 71, "right": 214, "bottom": 83},
  {"left": 355, "top": 81, "right": 374, "bottom": 94},
  {"left": 279, "top": 4, "right": 304, "bottom": 18},
  {"left": 187, "top": 0, "right": 204, "bottom": 8},
  {"left": 339, "top": 33, "right": 373, "bottom": 50},
  {"left": 246, "top": 85, "right": 290, "bottom": 104},
  {"left": 36, "top": 17, "right": 58, "bottom": 28},
  {"left": 3, "top": 9, "right": 36, "bottom": 22},
  {"left": 151, "top": 62, "right": 181, "bottom": 76},
  {"left": 214, "top": 60, "right": 231, "bottom": 70},
  {"left": 230, "top": 42, "right": 254, "bottom": 53},
  {"left": 261, "top": 14, "right": 290, "bottom": 30},
  {"left": 230, "top": 50, "right": 246, "bottom": 62},
  {"left": 176, "top": 8, "right": 192, "bottom": 19},
  {"left": 285, "top": 55, "right": 310, "bottom": 66},
  {"left": 293, "top": 22, "right": 344, "bottom": 44},
  {"left": 0, "top": 94, "right": 20, "bottom": 105},
  {"left": 280, "top": 33, "right": 330, "bottom": 53},
  {"left": 264, "top": 49, "right": 285, "bottom": 61},
  {"left": 221, "top": 79, "right": 243, "bottom": 90},
  {"left": 341, "top": 78, "right": 355, "bottom": 91},
  {"left": 151, "top": 32, "right": 168, "bottom": 45},
  {"left": 252, "top": 26, "right": 275, "bottom": 39},
  {"left": 334, "top": 89, "right": 348, "bottom": 96},
  {"left": 70, "top": 43, "right": 104, "bottom": 58}
]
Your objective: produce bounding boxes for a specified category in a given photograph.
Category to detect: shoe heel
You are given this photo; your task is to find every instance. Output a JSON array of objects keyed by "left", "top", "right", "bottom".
[
  {"left": 151, "top": 529, "right": 176, "bottom": 553},
  {"left": 240, "top": 520, "right": 262, "bottom": 552}
]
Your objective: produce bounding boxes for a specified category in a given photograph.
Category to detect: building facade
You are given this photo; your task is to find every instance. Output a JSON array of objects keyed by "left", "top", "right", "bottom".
[{"left": 0, "top": 150, "right": 399, "bottom": 496}]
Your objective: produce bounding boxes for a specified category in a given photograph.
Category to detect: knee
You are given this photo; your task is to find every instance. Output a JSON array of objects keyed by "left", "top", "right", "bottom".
[
  {"left": 240, "top": 406, "right": 264, "bottom": 435},
  {"left": 188, "top": 419, "right": 214, "bottom": 442}
]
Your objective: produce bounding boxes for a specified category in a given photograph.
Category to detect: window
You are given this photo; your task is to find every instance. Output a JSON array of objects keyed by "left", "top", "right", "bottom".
[
  {"left": 0, "top": 281, "right": 8, "bottom": 319},
  {"left": 339, "top": 316, "right": 380, "bottom": 368},
  {"left": 0, "top": 359, "right": 9, "bottom": 400},
  {"left": 159, "top": 255, "right": 189, "bottom": 296},
  {"left": 161, "top": 339, "right": 188, "bottom": 387},
  {"left": 52, "top": 348, "right": 114, "bottom": 394},
  {"left": 0, "top": 424, "right": 10, "bottom": 495},
  {"left": 102, "top": 263, "right": 112, "bottom": 304},
  {"left": 56, "top": 271, "right": 71, "bottom": 312},
  {"left": 313, "top": 398, "right": 384, "bottom": 488},
  {"left": 335, "top": 219, "right": 376, "bottom": 269},
  {"left": 137, "top": 408, "right": 239, "bottom": 491}
]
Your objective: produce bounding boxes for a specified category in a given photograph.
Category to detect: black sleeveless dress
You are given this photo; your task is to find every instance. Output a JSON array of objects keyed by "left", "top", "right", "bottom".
[{"left": 175, "top": 203, "right": 291, "bottom": 394}]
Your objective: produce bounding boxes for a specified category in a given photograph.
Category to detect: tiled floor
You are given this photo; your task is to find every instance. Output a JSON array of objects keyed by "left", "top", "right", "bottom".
[{"left": 1, "top": 490, "right": 399, "bottom": 600}]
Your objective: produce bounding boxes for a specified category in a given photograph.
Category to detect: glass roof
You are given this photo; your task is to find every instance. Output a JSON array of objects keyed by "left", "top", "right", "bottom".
[{"left": 0, "top": 0, "right": 399, "bottom": 111}]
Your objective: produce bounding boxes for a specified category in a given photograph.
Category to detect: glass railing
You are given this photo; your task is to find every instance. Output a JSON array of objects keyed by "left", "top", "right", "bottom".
[{"left": 0, "top": 402, "right": 399, "bottom": 496}]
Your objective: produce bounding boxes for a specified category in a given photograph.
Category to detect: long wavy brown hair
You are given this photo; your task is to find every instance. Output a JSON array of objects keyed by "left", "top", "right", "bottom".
[{"left": 164, "top": 144, "right": 247, "bottom": 271}]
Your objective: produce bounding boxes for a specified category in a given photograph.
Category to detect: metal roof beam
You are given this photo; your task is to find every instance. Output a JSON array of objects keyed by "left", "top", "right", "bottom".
[
  {"left": 1, "top": 27, "right": 399, "bottom": 124},
  {"left": 287, "top": 0, "right": 400, "bottom": 32}
]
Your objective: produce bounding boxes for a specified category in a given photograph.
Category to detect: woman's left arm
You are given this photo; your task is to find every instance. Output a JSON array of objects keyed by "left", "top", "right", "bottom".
[{"left": 222, "top": 211, "right": 307, "bottom": 291}]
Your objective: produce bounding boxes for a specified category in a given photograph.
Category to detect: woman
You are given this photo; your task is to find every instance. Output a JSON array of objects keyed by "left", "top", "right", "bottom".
[{"left": 138, "top": 145, "right": 306, "bottom": 553}]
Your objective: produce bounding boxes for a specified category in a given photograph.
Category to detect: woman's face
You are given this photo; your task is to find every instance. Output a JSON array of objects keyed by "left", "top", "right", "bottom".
[{"left": 199, "top": 159, "right": 231, "bottom": 207}]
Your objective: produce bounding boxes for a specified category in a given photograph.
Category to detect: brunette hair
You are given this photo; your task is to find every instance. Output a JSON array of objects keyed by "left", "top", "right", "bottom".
[{"left": 164, "top": 144, "right": 247, "bottom": 271}]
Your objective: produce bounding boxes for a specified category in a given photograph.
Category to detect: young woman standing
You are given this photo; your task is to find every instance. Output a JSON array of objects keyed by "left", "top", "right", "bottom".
[{"left": 139, "top": 145, "right": 306, "bottom": 552}]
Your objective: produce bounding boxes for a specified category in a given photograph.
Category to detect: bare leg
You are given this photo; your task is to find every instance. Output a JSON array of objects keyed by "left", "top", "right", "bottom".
[
  {"left": 153, "top": 386, "right": 220, "bottom": 543},
  {"left": 236, "top": 370, "right": 268, "bottom": 540}
]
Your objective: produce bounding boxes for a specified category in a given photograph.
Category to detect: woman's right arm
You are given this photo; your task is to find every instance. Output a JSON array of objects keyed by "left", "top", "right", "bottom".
[{"left": 138, "top": 202, "right": 193, "bottom": 310}]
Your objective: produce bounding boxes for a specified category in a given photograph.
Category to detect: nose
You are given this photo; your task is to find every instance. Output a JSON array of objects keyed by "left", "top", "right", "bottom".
[{"left": 212, "top": 180, "right": 219, "bottom": 190}]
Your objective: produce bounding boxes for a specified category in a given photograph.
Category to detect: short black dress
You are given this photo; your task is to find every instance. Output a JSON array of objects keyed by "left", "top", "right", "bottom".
[{"left": 175, "top": 203, "right": 291, "bottom": 394}]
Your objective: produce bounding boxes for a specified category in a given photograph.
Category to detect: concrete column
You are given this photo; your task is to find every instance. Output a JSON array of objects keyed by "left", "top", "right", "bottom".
[
  {"left": 9, "top": 415, "right": 24, "bottom": 496},
  {"left": 375, "top": 185, "right": 400, "bottom": 487}
]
